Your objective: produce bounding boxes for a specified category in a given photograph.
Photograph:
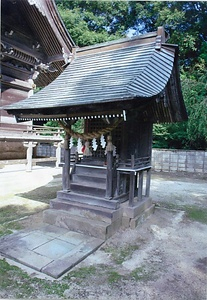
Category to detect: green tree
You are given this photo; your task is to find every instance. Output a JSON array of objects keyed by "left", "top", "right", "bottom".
[
  {"left": 181, "top": 71, "right": 207, "bottom": 149},
  {"left": 56, "top": 0, "right": 131, "bottom": 46}
]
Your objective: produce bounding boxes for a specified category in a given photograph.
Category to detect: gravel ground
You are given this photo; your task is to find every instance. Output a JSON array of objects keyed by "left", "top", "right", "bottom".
[{"left": 0, "top": 166, "right": 206, "bottom": 299}]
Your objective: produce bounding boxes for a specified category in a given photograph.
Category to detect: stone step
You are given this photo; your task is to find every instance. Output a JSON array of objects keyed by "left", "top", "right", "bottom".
[
  {"left": 57, "top": 190, "right": 120, "bottom": 210},
  {"left": 70, "top": 181, "right": 106, "bottom": 198},
  {"left": 43, "top": 209, "right": 122, "bottom": 240},
  {"left": 50, "top": 198, "right": 123, "bottom": 223}
]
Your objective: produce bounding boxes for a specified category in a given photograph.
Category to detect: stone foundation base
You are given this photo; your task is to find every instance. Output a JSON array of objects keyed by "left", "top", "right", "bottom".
[{"left": 121, "top": 197, "right": 155, "bottom": 229}]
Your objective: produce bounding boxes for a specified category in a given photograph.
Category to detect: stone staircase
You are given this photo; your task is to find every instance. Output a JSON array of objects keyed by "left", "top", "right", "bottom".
[
  {"left": 43, "top": 163, "right": 155, "bottom": 240},
  {"left": 43, "top": 164, "right": 122, "bottom": 240}
]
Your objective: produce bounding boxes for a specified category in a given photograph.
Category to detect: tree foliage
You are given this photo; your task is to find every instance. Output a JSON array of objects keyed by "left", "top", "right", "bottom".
[{"left": 55, "top": 0, "right": 207, "bottom": 149}]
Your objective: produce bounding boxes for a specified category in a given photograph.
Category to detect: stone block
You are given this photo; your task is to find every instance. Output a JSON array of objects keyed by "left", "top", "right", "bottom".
[
  {"left": 178, "top": 158, "right": 186, "bottom": 164},
  {"left": 34, "top": 239, "right": 75, "bottom": 259},
  {"left": 195, "top": 157, "right": 204, "bottom": 164},
  {"left": 195, "top": 168, "right": 203, "bottom": 173},
  {"left": 130, "top": 205, "right": 155, "bottom": 229},
  {"left": 169, "top": 162, "right": 177, "bottom": 168},
  {"left": 121, "top": 216, "right": 130, "bottom": 228},
  {"left": 106, "top": 218, "right": 122, "bottom": 239},
  {"left": 162, "top": 164, "right": 169, "bottom": 171},
  {"left": 170, "top": 155, "right": 178, "bottom": 163},
  {"left": 163, "top": 156, "right": 170, "bottom": 164},
  {"left": 169, "top": 166, "right": 178, "bottom": 172},
  {"left": 186, "top": 167, "right": 195, "bottom": 173},
  {"left": 178, "top": 167, "right": 186, "bottom": 172},
  {"left": 50, "top": 199, "right": 123, "bottom": 223},
  {"left": 154, "top": 164, "right": 162, "bottom": 171},
  {"left": 122, "top": 197, "right": 152, "bottom": 219},
  {"left": 19, "top": 231, "right": 53, "bottom": 250},
  {"left": 42, "top": 237, "right": 104, "bottom": 278},
  {"left": 186, "top": 161, "right": 195, "bottom": 169},
  {"left": 43, "top": 209, "right": 122, "bottom": 240},
  {"left": 195, "top": 164, "right": 204, "bottom": 171}
]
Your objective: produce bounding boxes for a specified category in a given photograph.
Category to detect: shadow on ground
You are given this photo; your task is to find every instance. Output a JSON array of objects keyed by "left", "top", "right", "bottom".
[{"left": 17, "top": 174, "right": 62, "bottom": 204}]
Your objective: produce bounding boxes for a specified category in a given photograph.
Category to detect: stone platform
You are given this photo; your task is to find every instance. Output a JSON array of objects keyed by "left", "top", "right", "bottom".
[{"left": 0, "top": 224, "right": 104, "bottom": 278}]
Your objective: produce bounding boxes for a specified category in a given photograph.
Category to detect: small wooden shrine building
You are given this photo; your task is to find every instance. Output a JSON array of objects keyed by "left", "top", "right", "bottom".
[{"left": 4, "top": 27, "right": 188, "bottom": 238}]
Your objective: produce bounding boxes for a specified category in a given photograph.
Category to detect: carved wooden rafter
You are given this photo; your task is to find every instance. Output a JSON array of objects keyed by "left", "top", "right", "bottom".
[
  {"left": 1, "top": 40, "right": 72, "bottom": 81},
  {"left": 1, "top": 41, "right": 38, "bottom": 66}
]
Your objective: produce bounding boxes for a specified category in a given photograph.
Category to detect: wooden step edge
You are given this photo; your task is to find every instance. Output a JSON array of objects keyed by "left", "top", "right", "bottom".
[
  {"left": 73, "top": 174, "right": 106, "bottom": 180},
  {"left": 76, "top": 164, "right": 107, "bottom": 170},
  {"left": 70, "top": 181, "right": 106, "bottom": 189}
]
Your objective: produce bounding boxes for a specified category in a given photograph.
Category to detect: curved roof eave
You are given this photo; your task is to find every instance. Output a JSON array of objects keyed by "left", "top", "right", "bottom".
[{"left": 127, "top": 46, "right": 176, "bottom": 98}]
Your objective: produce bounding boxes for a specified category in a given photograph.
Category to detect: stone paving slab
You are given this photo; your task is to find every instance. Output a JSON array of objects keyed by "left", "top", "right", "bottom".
[
  {"left": 42, "top": 237, "right": 104, "bottom": 278},
  {"left": 0, "top": 225, "right": 104, "bottom": 278},
  {"left": 19, "top": 231, "right": 54, "bottom": 250}
]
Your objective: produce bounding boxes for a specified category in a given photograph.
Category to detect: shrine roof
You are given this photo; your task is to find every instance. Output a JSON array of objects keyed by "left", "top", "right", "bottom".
[{"left": 3, "top": 28, "right": 188, "bottom": 123}]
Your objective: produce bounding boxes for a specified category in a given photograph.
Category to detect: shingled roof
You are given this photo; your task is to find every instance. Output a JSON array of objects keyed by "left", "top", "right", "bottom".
[{"left": 4, "top": 28, "right": 188, "bottom": 123}]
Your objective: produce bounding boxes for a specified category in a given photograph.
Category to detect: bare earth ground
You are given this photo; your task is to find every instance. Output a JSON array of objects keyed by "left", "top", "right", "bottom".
[{"left": 0, "top": 165, "right": 206, "bottom": 299}]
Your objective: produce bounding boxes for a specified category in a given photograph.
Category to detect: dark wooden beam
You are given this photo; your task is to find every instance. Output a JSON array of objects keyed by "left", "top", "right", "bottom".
[
  {"left": 2, "top": 75, "right": 34, "bottom": 91},
  {"left": 2, "top": 37, "right": 45, "bottom": 62}
]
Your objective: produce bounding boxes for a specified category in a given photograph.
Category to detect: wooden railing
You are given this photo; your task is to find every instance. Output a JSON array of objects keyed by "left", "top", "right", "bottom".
[
  {"left": 116, "top": 155, "right": 151, "bottom": 206},
  {"left": 24, "top": 125, "right": 64, "bottom": 137},
  {"left": 118, "top": 155, "right": 151, "bottom": 169},
  {"left": 0, "top": 124, "right": 64, "bottom": 142}
]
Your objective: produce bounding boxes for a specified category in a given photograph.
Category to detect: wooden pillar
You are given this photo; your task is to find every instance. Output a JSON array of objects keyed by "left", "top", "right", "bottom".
[
  {"left": 105, "top": 150, "right": 113, "bottom": 199},
  {"left": 115, "top": 170, "right": 120, "bottom": 196},
  {"left": 145, "top": 168, "right": 151, "bottom": 197},
  {"left": 23, "top": 141, "right": 37, "bottom": 172},
  {"left": 138, "top": 170, "right": 144, "bottom": 201},
  {"left": 62, "top": 134, "right": 70, "bottom": 191},
  {"left": 129, "top": 171, "right": 135, "bottom": 206}
]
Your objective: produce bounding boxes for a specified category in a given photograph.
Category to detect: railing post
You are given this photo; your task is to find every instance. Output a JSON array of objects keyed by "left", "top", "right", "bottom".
[
  {"left": 62, "top": 134, "right": 70, "bottom": 191},
  {"left": 138, "top": 170, "right": 144, "bottom": 201},
  {"left": 145, "top": 168, "right": 151, "bottom": 197},
  {"left": 105, "top": 150, "right": 113, "bottom": 199},
  {"left": 129, "top": 171, "right": 135, "bottom": 206}
]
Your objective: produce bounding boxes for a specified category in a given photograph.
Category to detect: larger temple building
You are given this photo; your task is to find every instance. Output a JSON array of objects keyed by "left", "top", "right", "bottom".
[{"left": 1, "top": 0, "right": 75, "bottom": 159}]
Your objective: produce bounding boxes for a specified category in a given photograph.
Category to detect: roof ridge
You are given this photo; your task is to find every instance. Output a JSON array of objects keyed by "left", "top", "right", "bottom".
[{"left": 76, "top": 32, "right": 158, "bottom": 56}]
